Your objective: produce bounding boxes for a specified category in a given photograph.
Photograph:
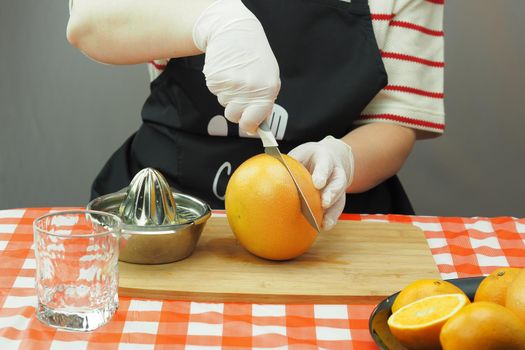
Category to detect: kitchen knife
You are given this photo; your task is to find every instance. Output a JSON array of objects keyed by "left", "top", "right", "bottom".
[{"left": 257, "top": 120, "right": 321, "bottom": 233}]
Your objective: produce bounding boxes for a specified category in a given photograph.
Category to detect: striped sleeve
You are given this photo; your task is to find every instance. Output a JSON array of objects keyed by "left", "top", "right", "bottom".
[
  {"left": 358, "top": 0, "right": 445, "bottom": 134},
  {"left": 147, "top": 59, "right": 169, "bottom": 82}
]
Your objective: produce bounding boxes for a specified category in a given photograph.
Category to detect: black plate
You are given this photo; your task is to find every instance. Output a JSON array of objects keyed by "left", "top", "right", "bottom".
[{"left": 368, "top": 277, "right": 484, "bottom": 350}]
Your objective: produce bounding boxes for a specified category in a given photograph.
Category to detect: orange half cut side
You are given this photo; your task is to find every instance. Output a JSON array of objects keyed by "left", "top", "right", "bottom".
[{"left": 387, "top": 293, "right": 470, "bottom": 350}]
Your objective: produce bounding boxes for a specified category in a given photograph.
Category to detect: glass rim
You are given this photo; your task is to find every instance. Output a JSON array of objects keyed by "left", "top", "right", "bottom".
[{"left": 33, "top": 209, "right": 122, "bottom": 238}]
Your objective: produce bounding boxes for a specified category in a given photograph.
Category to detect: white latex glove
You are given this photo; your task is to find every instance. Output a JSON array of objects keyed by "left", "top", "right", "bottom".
[
  {"left": 289, "top": 136, "right": 355, "bottom": 231},
  {"left": 193, "top": 0, "right": 281, "bottom": 133}
]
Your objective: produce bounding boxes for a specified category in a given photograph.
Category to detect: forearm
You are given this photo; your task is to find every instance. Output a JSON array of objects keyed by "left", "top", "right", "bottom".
[
  {"left": 341, "top": 123, "right": 417, "bottom": 193},
  {"left": 67, "top": 0, "right": 213, "bottom": 64}
]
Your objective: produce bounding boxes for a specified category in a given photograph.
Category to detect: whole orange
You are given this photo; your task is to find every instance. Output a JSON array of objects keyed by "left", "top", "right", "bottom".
[
  {"left": 506, "top": 267, "right": 525, "bottom": 324},
  {"left": 474, "top": 267, "right": 521, "bottom": 305},
  {"left": 440, "top": 301, "right": 525, "bottom": 350},
  {"left": 225, "top": 153, "right": 323, "bottom": 260},
  {"left": 391, "top": 279, "right": 466, "bottom": 313}
]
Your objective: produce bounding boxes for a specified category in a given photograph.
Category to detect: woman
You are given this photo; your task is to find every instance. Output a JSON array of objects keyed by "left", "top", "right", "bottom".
[{"left": 67, "top": 0, "right": 445, "bottom": 230}]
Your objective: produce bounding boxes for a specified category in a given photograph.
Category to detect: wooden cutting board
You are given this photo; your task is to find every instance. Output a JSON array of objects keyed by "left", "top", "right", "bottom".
[{"left": 118, "top": 216, "right": 440, "bottom": 304}]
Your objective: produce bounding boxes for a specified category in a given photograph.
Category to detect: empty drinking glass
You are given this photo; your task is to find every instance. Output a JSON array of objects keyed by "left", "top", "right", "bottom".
[{"left": 33, "top": 210, "right": 121, "bottom": 331}]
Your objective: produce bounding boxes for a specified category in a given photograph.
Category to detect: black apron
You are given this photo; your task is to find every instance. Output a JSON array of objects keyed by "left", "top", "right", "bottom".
[{"left": 91, "top": 0, "right": 414, "bottom": 215}]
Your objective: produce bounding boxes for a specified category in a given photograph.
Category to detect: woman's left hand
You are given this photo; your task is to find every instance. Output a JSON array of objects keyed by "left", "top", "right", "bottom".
[{"left": 288, "top": 136, "right": 354, "bottom": 231}]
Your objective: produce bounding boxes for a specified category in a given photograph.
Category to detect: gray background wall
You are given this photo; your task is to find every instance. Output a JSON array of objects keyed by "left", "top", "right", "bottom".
[{"left": 1, "top": 1, "right": 524, "bottom": 217}]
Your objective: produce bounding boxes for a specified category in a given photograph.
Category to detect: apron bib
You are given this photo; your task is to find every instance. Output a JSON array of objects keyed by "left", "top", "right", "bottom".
[{"left": 92, "top": 0, "right": 414, "bottom": 215}]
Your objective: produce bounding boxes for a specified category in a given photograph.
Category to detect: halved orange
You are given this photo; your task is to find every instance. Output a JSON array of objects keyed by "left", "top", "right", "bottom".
[
  {"left": 391, "top": 279, "right": 466, "bottom": 313},
  {"left": 387, "top": 293, "right": 470, "bottom": 350}
]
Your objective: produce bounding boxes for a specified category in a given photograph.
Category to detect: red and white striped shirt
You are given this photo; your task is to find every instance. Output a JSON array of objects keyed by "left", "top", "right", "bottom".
[{"left": 149, "top": 0, "right": 445, "bottom": 134}]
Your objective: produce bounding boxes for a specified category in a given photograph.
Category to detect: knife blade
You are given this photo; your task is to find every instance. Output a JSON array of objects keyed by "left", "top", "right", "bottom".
[{"left": 257, "top": 120, "right": 321, "bottom": 233}]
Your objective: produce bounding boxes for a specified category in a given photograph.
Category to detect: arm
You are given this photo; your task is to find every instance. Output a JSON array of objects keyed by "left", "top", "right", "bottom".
[
  {"left": 67, "top": 0, "right": 214, "bottom": 64},
  {"left": 289, "top": 124, "right": 417, "bottom": 229},
  {"left": 342, "top": 123, "right": 417, "bottom": 193},
  {"left": 67, "top": 0, "right": 281, "bottom": 133},
  {"left": 290, "top": 1, "right": 444, "bottom": 229},
  {"left": 344, "top": 0, "right": 445, "bottom": 192}
]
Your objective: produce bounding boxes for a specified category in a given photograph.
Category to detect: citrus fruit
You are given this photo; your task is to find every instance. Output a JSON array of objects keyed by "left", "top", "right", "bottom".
[
  {"left": 440, "top": 301, "right": 525, "bottom": 350},
  {"left": 391, "top": 279, "right": 466, "bottom": 313},
  {"left": 506, "top": 267, "right": 525, "bottom": 324},
  {"left": 474, "top": 267, "right": 521, "bottom": 305},
  {"left": 388, "top": 293, "right": 470, "bottom": 350},
  {"left": 225, "top": 153, "right": 323, "bottom": 260}
]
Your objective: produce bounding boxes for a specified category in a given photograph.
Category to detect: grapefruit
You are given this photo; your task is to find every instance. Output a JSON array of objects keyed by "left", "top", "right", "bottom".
[{"left": 225, "top": 153, "right": 323, "bottom": 260}]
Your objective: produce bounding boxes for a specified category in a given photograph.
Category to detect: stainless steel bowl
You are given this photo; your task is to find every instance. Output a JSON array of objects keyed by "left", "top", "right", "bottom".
[{"left": 87, "top": 189, "right": 211, "bottom": 264}]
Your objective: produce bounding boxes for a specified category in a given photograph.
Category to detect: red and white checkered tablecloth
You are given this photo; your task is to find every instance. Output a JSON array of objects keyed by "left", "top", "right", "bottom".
[{"left": 0, "top": 208, "right": 524, "bottom": 350}]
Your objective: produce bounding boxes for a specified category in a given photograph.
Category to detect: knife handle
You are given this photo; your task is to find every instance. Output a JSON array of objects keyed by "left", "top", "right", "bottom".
[{"left": 257, "top": 120, "right": 279, "bottom": 147}]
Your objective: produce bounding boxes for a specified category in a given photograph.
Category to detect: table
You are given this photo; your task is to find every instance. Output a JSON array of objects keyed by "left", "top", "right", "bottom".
[{"left": 1, "top": 208, "right": 524, "bottom": 349}]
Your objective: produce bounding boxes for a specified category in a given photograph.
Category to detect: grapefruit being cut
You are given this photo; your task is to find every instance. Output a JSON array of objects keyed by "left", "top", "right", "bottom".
[{"left": 225, "top": 153, "right": 323, "bottom": 260}]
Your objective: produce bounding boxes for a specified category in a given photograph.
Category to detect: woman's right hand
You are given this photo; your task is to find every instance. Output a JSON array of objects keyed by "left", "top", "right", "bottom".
[{"left": 193, "top": 0, "right": 281, "bottom": 134}]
